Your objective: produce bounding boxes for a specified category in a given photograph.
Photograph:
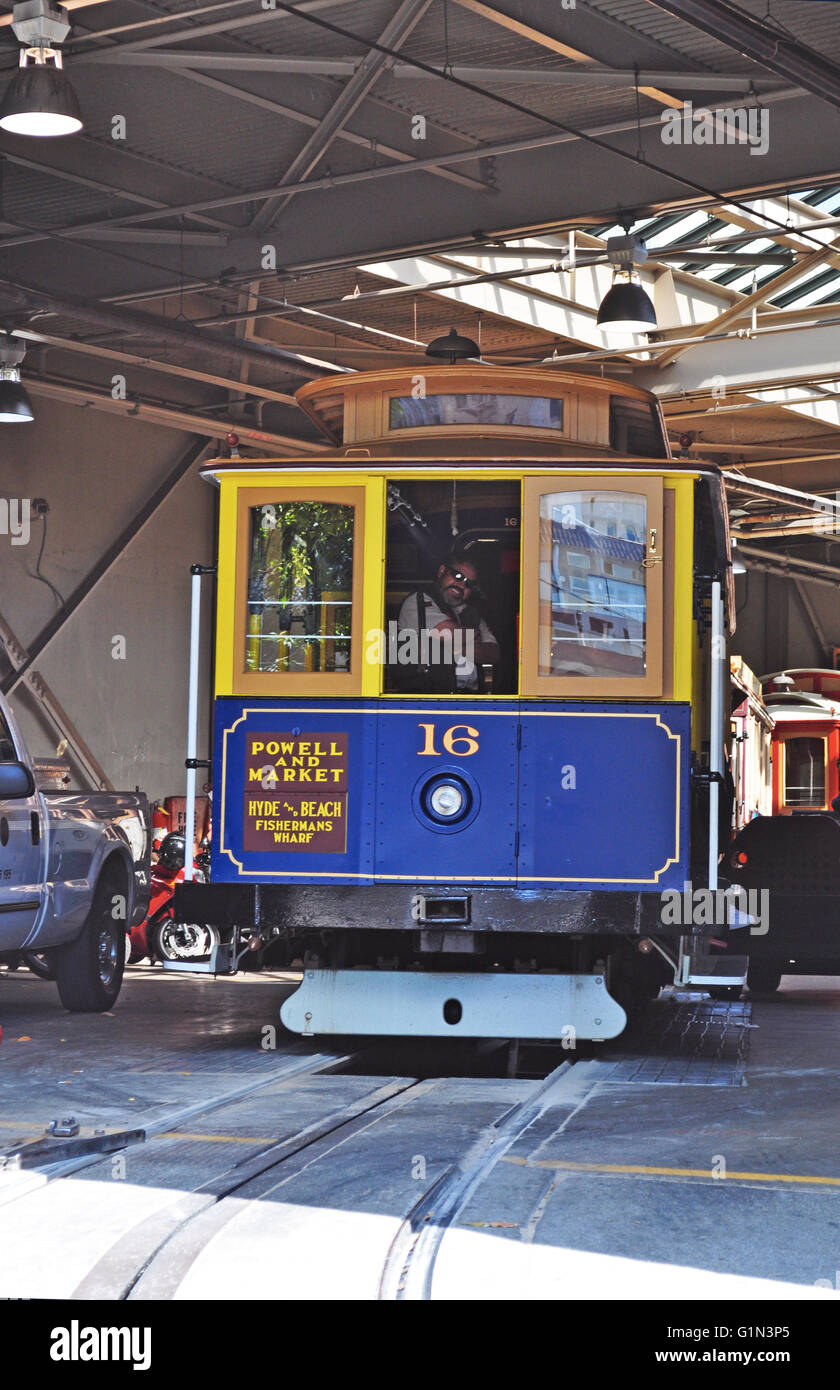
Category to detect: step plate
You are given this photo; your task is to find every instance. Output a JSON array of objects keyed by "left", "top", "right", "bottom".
[
  {"left": 280, "top": 970, "right": 627, "bottom": 1040},
  {"left": 599, "top": 996, "right": 753, "bottom": 1086}
]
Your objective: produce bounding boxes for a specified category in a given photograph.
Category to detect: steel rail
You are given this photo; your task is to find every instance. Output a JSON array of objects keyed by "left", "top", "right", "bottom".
[{"left": 379, "top": 1058, "right": 603, "bottom": 1300}]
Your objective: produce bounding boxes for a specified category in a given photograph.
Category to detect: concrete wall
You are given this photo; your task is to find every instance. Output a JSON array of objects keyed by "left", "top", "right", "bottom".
[
  {"left": 733, "top": 567, "right": 836, "bottom": 677},
  {"left": 0, "top": 401, "right": 215, "bottom": 800}
]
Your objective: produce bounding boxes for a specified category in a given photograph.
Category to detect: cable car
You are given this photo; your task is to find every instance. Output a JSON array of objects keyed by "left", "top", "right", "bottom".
[
  {"left": 175, "top": 362, "right": 740, "bottom": 1039},
  {"left": 729, "top": 668, "right": 840, "bottom": 991}
]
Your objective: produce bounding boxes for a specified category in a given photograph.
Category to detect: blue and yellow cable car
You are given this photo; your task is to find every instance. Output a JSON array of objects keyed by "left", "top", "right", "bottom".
[{"left": 176, "top": 363, "right": 737, "bottom": 1039}]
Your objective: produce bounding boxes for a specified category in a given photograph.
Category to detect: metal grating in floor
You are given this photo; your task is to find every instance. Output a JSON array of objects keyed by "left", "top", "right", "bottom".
[{"left": 598, "top": 995, "right": 754, "bottom": 1087}]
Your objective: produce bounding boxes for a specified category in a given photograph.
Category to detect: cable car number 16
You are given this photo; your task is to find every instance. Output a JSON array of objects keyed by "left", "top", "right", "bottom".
[{"left": 417, "top": 724, "right": 480, "bottom": 757}]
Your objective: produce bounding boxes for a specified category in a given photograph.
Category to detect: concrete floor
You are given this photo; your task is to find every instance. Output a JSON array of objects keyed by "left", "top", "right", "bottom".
[{"left": 0, "top": 966, "right": 839, "bottom": 1300}]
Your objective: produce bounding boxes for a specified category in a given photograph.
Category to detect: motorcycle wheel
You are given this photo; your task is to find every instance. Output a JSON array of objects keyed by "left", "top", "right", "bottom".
[
  {"left": 152, "top": 915, "right": 219, "bottom": 963},
  {"left": 22, "top": 951, "right": 54, "bottom": 981}
]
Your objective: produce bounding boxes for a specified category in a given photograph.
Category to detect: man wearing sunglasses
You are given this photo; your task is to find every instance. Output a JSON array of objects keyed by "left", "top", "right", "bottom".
[{"left": 397, "top": 553, "right": 500, "bottom": 692}]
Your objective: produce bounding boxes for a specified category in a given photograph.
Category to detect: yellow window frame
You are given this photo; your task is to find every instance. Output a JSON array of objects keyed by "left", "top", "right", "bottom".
[{"left": 217, "top": 475, "right": 384, "bottom": 697}]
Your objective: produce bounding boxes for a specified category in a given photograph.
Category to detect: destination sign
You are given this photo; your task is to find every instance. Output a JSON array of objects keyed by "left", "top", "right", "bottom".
[{"left": 242, "top": 732, "right": 348, "bottom": 853}]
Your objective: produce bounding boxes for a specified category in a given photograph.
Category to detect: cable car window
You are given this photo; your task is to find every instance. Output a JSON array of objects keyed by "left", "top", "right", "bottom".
[
  {"left": 609, "top": 396, "right": 667, "bottom": 458},
  {"left": 389, "top": 394, "right": 564, "bottom": 431},
  {"left": 245, "top": 501, "right": 354, "bottom": 675},
  {"left": 383, "top": 479, "right": 520, "bottom": 695},
  {"left": 538, "top": 490, "right": 647, "bottom": 679},
  {"left": 784, "top": 737, "right": 826, "bottom": 808}
]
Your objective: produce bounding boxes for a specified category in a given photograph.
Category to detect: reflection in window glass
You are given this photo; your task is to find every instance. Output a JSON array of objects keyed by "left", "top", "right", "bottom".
[
  {"left": 390, "top": 394, "right": 563, "bottom": 431},
  {"left": 246, "top": 502, "right": 353, "bottom": 673},
  {"left": 609, "top": 396, "right": 667, "bottom": 458},
  {"left": 785, "top": 737, "right": 825, "bottom": 807},
  {"left": 539, "top": 491, "right": 646, "bottom": 678},
  {"left": 0, "top": 711, "right": 16, "bottom": 762}
]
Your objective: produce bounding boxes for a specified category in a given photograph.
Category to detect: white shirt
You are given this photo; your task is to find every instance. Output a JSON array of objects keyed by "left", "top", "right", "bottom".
[{"left": 397, "top": 590, "right": 497, "bottom": 691}]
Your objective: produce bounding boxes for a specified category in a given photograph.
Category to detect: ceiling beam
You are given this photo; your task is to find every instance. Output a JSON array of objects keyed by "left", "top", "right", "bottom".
[
  {"left": 78, "top": 52, "right": 781, "bottom": 90},
  {"left": 651, "top": 245, "right": 838, "bottom": 368},
  {"left": 636, "top": 320, "right": 840, "bottom": 401},
  {"left": 249, "top": 0, "right": 433, "bottom": 233},
  {"left": 0, "top": 110, "right": 674, "bottom": 243},
  {"left": 0, "top": 277, "right": 326, "bottom": 378},
  {"left": 165, "top": 66, "right": 487, "bottom": 194},
  {"left": 77, "top": 51, "right": 360, "bottom": 75},
  {"left": 451, "top": 0, "right": 683, "bottom": 106},
  {"left": 73, "top": 0, "right": 347, "bottom": 53},
  {"left": 22, "top": 373, "right": 323, "bottom": 452},
  {"left": 646, "top": 0, "right": 840, "bottom": 111},
  {"left": 13, "top": 327, "right": 300, "bottom": 406}
]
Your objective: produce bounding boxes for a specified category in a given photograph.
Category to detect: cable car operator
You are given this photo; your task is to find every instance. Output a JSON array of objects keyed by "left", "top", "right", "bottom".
[{"left": 397, "top": 555, "right": 500, "bottom": 692}]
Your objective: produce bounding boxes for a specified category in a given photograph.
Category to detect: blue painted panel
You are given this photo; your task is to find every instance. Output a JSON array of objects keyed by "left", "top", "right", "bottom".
[
  {"left": 212, "top": 698, "right": 377, "bottom": 884},
  {"left": 373, "top": 701, "right": 519, "bottom": 884},
  {"left": 517, "top": 703, "right": 690, "bottom": 889}
]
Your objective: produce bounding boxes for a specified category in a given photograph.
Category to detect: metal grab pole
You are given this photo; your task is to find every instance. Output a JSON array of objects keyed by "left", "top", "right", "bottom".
[
  {"left": 708, "top": 579, "right": 724, "bottom": 892},
  {"left": 184, "top": 567, "right": 203, "bottom": 882},
  {"left": 184, "top": 563, "right": 216, "bottom": 879}
]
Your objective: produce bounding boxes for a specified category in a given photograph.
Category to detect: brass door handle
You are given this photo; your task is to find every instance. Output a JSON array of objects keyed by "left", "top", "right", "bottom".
[{"left": 642, "top": 526, "right": 663, "bottom": 567}]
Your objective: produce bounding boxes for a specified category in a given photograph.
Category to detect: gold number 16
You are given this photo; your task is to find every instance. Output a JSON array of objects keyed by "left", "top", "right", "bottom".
[{"left": 417, "top": 723, "right": 480, "bottom": 757}]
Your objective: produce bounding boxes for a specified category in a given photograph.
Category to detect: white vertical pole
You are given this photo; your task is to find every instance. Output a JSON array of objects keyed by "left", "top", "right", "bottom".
[
  {"left": 184, "top": 567, "right": 202, "bottom": 882},
  {"left": 708, "top": 579, "right": 724, "bottom": 891}
]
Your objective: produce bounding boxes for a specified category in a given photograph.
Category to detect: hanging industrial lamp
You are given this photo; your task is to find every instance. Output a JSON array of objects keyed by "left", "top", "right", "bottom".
[
  {"left": 425, "top": 328, "right": 480, "bottom": 363},
  {"left": 596, "top": 233, "right": 657, "bottom": 337},
  {"left": 597, "top": 279, "right": 657, "bottom": 335},
  {"left": 0, "top": 335, "right": 34, "bottom": 422},
  {"left": 0, "top": 0, "right": 83, "bottom": 137}
]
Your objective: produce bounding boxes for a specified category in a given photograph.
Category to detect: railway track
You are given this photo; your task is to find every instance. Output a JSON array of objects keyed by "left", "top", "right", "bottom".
[
  {"left": 0, "top": 1038, "right": 601, "bottom": 1300},
  {"left": 378, "top": 1058, "right": 602, "bottom": 1300},
  {"left": 0, "top": 998, "right": 757, "bottom": 1300}
]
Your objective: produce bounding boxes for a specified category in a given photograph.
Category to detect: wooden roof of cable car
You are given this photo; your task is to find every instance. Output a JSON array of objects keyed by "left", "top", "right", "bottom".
[{"left": 293, "top": 364, "right": 671, "bottom": 453}]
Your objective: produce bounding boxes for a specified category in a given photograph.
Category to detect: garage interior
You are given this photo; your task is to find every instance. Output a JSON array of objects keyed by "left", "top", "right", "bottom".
[
  {"left": 1, "top": 0, "right": 840, "bottom": 1313},
  {"left": 1, "top": 0, "right": 840, "bottom": 790}
]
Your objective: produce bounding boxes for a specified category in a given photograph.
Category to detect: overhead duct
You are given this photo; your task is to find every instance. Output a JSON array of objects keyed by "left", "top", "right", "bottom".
[
  {"left": 0, "top": 277, "right": 337, "bottom": 380},
  {"left": 647, "top": 0, "right": 840, "bottom": 111}
]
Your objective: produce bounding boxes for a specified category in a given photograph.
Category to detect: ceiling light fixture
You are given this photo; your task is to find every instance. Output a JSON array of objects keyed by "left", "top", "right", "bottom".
[
  {"left": 0, "top": 335, "right": 34, "bottom": 422},
  {"left": 596, "top": 233, "right": 657, "bottom": 338},
  {"left": 425, "top": 328, "right": 480, "bottom": 363},
  {"left": 0, "top": 0, "right": 83, "bottom": 138}
]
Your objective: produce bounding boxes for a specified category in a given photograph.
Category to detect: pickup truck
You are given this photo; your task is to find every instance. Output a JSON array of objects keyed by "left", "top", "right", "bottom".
[{"left": 0, "top": 691, "right": 150, "bottom": 1011}]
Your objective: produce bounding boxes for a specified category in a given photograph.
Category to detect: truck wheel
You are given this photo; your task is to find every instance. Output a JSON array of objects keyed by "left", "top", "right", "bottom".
[
  {"left": 54, "top": 868, "right": 125, "bottom": 1012},
  {"left": 747, "top": 961, "right": 783, "bottom": 994}
]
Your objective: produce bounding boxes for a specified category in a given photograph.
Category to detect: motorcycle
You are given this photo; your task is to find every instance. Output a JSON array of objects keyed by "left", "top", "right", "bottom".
[{"left": 129, "top": 831, "right": 218, "bottom": 965}]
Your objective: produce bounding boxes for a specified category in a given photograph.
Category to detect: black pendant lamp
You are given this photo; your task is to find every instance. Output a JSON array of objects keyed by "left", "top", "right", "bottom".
[
  {"left": 425, "top": 328, "right": 480, "bottom": 363},
  {"left": 597, "top": 279, "right": 657, "bottom": 336},
  {"left": 0, "top": 58, "right": 82, "bottom": 137},
  {"left": 0, "top": 376, "right": 34, "bottom": 422},
  {"left": 0, "top": 0, "right": 83, "bottom": 138},
  {"left": 0, "top": 335, "right": 34, "bottom": 422}
]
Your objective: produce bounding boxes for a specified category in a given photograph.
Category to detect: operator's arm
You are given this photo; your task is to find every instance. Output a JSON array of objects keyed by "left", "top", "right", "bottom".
[{"left": 474, "top": 618, "right": 500, "bottom": 667}]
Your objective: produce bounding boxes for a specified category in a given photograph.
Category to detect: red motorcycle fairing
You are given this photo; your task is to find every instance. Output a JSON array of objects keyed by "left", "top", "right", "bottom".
[{"left": 128, "top": 862, "right": 183, "bottom": 962}]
